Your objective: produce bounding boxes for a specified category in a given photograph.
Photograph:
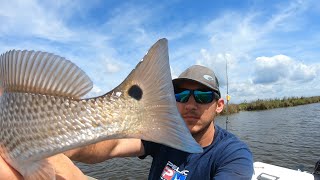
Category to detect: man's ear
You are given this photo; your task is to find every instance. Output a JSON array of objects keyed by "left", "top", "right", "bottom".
[{"left": 215, "top": 98, "right": 224, "bottom": 113}]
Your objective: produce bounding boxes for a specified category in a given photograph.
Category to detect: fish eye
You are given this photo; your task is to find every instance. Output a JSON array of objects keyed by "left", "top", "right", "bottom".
[{"left": 128, "top": 84, "right": 143, "bottom": 100}]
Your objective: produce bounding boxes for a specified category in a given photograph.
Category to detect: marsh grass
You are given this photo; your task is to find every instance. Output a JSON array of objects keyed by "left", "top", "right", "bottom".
[{"left": 220, "top": 96, "right": 320, "bottom": 115}]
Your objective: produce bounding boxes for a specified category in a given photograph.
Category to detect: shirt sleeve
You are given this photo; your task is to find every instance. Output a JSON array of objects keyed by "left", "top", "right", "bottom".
[
  {"left": 138, "top": 140, "right": 161, "bottom": 159},
  {"left": 213, "top": 147, "right": 254, "bottom": 180}
]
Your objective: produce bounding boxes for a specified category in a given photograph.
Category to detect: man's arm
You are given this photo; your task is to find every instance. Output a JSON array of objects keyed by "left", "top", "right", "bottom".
[{"left": 66, "top": 138, "right": 145, "bottom": 164}]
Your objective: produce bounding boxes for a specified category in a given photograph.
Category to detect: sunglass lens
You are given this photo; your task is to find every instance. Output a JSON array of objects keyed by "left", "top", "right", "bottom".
[
  {"left": 175, "top": 90, "right": 191, "bottom": 103},
  {"left": 194, "top": 90, "right": 214, "bottom": 103}
]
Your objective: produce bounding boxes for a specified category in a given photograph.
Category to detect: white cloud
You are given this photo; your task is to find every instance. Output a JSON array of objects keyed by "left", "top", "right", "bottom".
[
  {"left": 253, "top": 55, "right": 318, "bottom": 84},
  {"left": 86, "top": 85, "right": 103, "bottom": 98},
  {"left": 1, "top": 0, "right": 319, "bottom": 104},
  {"left": 105, "top": 63, "right": 121, "bottom": 73},
  {"left": 253, "top": 55, "right": 292, "bottom": 84},
  {"left": 189, "top": 0, "right": 320, "bottom": 103},
  {"left": 0, "top": 0, "right": 75, "bottom": 41},
  {"left": 289, "top": 63, "right": 317, "bottom": 82},
  {"left": 202, "top": 0, "right": 311, "bottom": 61},
  {"left": 226, "top": 82, "right": 276, "bottom": 103},
  {"left": 203, "top": 12, "right": 260, "bottom": 61},
  {"left": 195, "top": 50, "right": 237, "bottom": 86},
  {"left": 101, "top": 2, "right": 156, "bottom": 47}
]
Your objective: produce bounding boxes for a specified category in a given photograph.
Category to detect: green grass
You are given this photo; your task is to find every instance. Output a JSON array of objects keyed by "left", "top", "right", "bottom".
[{"left": 220, "top": 96, "right": 320, "bottom": 115}]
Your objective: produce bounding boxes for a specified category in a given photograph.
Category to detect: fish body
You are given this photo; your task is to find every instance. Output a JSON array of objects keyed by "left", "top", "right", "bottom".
[{"left": 0, "top": 39, "right": 202, "bottom": 179}]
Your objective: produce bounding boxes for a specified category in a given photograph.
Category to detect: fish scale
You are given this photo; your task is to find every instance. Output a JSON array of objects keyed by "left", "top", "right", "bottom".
[{"left": 4, "top": 92, "right": 141, "bottom": 159}]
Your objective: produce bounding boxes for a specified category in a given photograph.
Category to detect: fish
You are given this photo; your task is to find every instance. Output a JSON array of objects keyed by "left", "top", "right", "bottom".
[{"left": 0, "top": 38, "right": 202, "bottom": 180}]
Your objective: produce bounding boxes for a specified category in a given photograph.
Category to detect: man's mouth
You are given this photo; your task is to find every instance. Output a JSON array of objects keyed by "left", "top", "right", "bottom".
[{"left": 183, "top": 115, "right": 199, "bottom": 121}]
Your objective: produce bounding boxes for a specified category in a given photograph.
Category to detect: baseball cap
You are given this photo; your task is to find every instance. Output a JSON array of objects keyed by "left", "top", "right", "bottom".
[{"left": 172, "top": 65, "right": 221, "bottom": 97}]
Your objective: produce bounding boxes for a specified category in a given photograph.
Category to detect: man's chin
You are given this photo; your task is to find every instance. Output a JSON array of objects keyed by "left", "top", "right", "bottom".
[{"left": 188, "top": 126, "right": 201, "bottom": 135}]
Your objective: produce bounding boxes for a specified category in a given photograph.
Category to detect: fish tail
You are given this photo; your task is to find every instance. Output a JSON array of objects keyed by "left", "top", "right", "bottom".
[{"left": 116, "top": 39, "right": 202, "bottom": 153}]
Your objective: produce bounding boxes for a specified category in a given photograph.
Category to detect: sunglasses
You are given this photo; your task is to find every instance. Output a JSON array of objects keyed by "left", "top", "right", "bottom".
[{"left": 174, "top": 89, "right": 219, "bottom": 104}]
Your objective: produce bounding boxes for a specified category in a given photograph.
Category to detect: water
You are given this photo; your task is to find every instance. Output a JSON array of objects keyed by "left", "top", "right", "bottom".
[
  {"left": 76, "top": 157, "right": 152, "bottom": 179},
  {"left": 76, "top": 103, "right": 320, "bottom": 179},
  {"left": 217, "top": 103, "right": 320, "bottom": 173}
]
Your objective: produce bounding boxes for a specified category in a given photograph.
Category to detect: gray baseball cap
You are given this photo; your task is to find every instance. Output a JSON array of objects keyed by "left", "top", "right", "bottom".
[{"left": 172, "top": 65, "right": 221, "bottom": 97}]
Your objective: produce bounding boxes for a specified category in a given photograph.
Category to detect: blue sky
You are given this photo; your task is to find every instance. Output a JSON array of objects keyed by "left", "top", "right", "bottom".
[{"left": 1, "top": 0, "right": 319, "bottom": 103}]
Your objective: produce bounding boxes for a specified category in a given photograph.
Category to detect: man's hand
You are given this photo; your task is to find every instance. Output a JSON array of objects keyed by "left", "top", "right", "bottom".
[
  {"left": 0, "top": 155, "right": 22, "bottom": 180},
  {"left": 0, "top": 154, "right": 87, "bottom": 180},
  {"left": 49, "top": 154, "right": 87, "bottom": 180}
]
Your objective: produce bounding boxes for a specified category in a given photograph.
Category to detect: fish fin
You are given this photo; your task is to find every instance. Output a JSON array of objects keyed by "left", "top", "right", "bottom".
[
  {"left": 22, "top": 159, "right": 56, "bottom": 180},
  {"left": 0, "top": 50, "right": 92, "bottom": 99},
  {"left": 117, "top": 38, "right": 203, "bottom": 153}
]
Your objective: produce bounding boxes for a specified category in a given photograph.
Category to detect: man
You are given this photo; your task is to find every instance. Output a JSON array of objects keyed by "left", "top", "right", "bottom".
[{"left": 0, "top": 65, "right": 253, "bottom": 179}]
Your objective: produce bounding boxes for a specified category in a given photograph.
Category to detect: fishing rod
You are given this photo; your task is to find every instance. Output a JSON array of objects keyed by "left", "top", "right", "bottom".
[{"left": 224, "top": 53, "right": 230, "bottom": 131}]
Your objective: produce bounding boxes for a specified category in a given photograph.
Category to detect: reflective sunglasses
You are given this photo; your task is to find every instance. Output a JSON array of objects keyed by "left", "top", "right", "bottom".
[{"left": 174, "top": 89, "right": 219, "bottom": 104}]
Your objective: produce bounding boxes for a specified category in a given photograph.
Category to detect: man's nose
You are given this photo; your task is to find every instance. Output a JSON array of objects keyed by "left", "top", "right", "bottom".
[{"left": 185, "top": 95, "right": 197, "bottom": 110}]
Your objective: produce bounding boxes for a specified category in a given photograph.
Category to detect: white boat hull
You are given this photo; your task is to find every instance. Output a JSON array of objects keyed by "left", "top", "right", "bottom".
[{"left": 252, "top": 162, "right": 314, "bottom": 180}]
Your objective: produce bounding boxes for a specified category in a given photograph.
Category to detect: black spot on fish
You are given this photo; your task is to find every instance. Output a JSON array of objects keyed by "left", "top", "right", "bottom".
[{"left": 128, "top": 85, "right": 143, "bottom": 100}]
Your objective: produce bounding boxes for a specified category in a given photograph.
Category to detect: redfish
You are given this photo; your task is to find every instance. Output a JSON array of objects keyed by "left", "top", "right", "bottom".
[{"left": 0, "top": 39, "right": 202, "bottom": 180}]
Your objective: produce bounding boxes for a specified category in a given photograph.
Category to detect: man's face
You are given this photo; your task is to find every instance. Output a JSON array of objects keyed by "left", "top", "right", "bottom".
[{"left": 175, "top": 81, "right": 223, "bottom": 136}]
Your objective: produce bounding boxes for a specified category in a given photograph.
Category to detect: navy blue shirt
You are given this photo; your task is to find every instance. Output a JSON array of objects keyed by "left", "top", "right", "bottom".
[{"left": 140, "top": 125, "right": 253, "bottom": 180}]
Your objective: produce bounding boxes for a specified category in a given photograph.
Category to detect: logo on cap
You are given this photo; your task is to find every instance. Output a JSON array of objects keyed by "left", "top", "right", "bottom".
[{"left": 203, "top": 75, "right": 214, "bottom": 81}]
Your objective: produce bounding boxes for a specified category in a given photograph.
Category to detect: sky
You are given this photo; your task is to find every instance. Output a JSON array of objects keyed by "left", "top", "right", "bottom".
[{"left": 0, "top": 0, "right": 319, "bottom": 103}]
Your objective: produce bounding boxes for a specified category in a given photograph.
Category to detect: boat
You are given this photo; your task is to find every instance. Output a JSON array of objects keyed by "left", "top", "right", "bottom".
[{"left": 252, "top": 161, "right": 318, "bottom": 180}]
